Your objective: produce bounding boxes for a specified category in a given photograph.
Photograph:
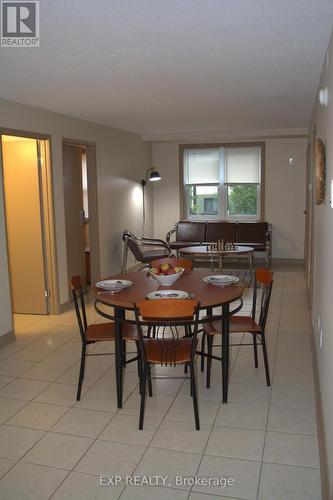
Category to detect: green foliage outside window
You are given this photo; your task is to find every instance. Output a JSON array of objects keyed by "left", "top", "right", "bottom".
[{"left": 227, "top": 184, "right": 257, "bottom": 216}]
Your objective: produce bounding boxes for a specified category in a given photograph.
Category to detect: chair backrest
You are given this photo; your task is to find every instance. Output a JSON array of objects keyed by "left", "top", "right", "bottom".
[
  {"left": 251, "top": 268, "right": 273, "bottom": 331},
  {"left": 150, "top": 257, "right": 193, "bottom": 271},
  {"left": 122, "top": 230, "right": 144, "bottom": 262},
  {"left": 71, "top": 276, "right": 88, "bottom": 342},
  {"left": 134, "top": 299, "right": 199, "bottom": 366}
]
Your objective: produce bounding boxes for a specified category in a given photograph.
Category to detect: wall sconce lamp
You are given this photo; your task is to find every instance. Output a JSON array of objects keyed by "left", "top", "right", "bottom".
[{"left": 141, "top": 167, "right": 162, "bottom": 233}]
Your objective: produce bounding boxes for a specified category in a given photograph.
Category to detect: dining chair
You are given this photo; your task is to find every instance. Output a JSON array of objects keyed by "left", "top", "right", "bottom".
[
  {"left": 150, "top": 257, "right": 193, "bottom": 271},
  {"left": 71, "top": 276, "right": 139, "bottom": 400},
  {"left": 201, "top": 268, "right": 273, "bottom": 388},
  {"left": 134, "top": 298, "right": 201, "bottom": 430},
  {"left": 122, "top": 230, "right": 171, "bottom": 272}
]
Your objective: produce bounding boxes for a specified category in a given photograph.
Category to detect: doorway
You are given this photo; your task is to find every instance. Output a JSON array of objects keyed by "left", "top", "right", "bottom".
[
  {"left": 0, "top": 134, "right": 56, "bottom": 315},
  {"left": 63, "top": 140, "right": 100, "bottom": 295}
]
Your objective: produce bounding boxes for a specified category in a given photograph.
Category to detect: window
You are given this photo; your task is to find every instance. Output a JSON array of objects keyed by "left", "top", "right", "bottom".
[{"left": 183, "top": 144, "right": 263, "bottom": 220}]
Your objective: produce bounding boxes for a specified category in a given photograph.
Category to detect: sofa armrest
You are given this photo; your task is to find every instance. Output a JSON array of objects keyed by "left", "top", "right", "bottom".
[{"left": 139, "top": 236, "right": 171, "bottom": 253}]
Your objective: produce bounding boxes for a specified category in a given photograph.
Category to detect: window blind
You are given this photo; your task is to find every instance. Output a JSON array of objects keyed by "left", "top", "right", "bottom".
[
  {"left": 184, "top": 149, "right": 220, "bottom": 184},
  {"left": 224, "top": 147, "right": 261, "bottom": 184}
]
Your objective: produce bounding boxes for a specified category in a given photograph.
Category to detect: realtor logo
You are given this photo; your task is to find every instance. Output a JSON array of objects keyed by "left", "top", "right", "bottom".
[{"left": 1, "top": 1, "right": 39, "bottom": 47}]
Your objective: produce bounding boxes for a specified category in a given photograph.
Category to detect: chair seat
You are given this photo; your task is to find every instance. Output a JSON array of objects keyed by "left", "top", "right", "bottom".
[
  {"left": 86, "top": 322, "right": 138, "bottom": 342},
  {"left": 203, "top": 315, "right": 261, "bottom": 336},
  {"left": 144, "top": 338, "right": 195, "bottom": 364}
]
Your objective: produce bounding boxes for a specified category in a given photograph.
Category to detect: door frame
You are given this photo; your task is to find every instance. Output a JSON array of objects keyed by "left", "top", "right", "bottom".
[
  {"left": 0, "top": 128, "right": 59, "bottom": 315},
  {"left": 62, "top": 138, "right": 100, "bottom": 287}
]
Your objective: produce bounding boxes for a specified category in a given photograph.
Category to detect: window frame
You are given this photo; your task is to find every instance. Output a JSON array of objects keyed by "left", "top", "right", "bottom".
[{"left": 180, "top": 142, "right": 265, "bottom": 221}]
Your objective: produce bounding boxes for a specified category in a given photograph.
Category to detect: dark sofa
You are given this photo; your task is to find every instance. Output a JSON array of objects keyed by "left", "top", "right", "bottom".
[{"left": 166, "top": 220, "right": 272, "bottom": 266}]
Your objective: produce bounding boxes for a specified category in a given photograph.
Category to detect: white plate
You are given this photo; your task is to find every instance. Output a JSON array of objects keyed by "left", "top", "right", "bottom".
[
  {"left": 96, "top": 279, "right": 132, "bottom": 290},
  {"left": 203, "top": 275, "right": 239, "bottom": 286},
  {"left": 147, "top": 290, "right": 189, "bottom": 300}
]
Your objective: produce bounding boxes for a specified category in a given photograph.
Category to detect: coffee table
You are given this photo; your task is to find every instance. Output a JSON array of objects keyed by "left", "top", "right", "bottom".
[{"left": 179, "top": 245, "right": 254, "bottom": 272}]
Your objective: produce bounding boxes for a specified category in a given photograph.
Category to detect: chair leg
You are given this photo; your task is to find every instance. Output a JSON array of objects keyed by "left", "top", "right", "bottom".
[
  {"left": 206, "top": 335, "right": 214, "bottom": 388},
  {"left": 261, "top": 333, "right": 271, "bottom": 386},
  {"left": 139, "top": 369, "right": 147, "bottom": 430},
  {"left": 200, "top": 332, "right": 206, "bottom": 372},
  {"left": 122, "top": 340, "right": 127, "bottom": 367},
  {"left": 76, "top": 344, "right": 86, "bottom": 401},
  {"left": 147, "top": 364, "right": 153, "bottom": 397},
  {"left": 252, "top": 333, "right": 258, "bottom": 368},
  {"left": 190, "top": 364, "right": 200, "bottom": 430}
]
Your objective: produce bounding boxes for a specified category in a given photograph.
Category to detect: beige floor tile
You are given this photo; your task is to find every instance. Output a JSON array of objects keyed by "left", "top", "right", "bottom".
[
  {"left": 51, "top": 408, "right": 113, "bottom": 438},
  {"left": 275, "top": 353, "right": 313, "bottom": 372},
  {"left": 99, "top": 413, "right": 159, "bottom": 446},
  {"left": 193, "top": 455, "right": 261, "bottom": 499},
  {"left": 0, "top": 359, "right": 35, "bottom": 377},
  {"left": 52, "top": 471, "right": 124, "bottom": 500},
  {"left": 230, "top": 363, "right": 271, "bottom": 385},
  {"left": 166, "top": 395, "right": 220, "bottom": 425},
  {"left": 23, "top": 431, "right": 93, "bottom": 470},
  {"left": 34, "top": 382, "right": 79, "bottom": 406},
  {"left": 264, "top": 431, "right": 320, "bottom": 468},
  {"left": 258, "top": 462, "right": 321, "bottom": 500},
  {"left": 206, "top": 426, "right": 265, "bottom": 461},
  {"left": 7, "top": 402, "right": 69, "bottom": 430},
  {"left": 0, "top": 378, "right": 50, "bottom": 401},
  {"left": 215, "top": 403, "right": 268, "bottom": 430},
  {"left": 121, "top": 485, "right": 189, "bottom": 499},
  {"left": 75, "top": 386, "right": 119, "bottom": 412},
  {"left": 0, "top": 458, "right": 15, "bottom": 480},
  {"left": 0, "top": 375, "right": 14, "bottom": 389},
  {"left": 189, "top": 493, "right": 241, "bottom": 500},
  {"left": 0, "top": 461, "right": 68, "bottom": 500},
  {"left": 76, "top": 440, "right": 145, "bottom": 476},
  {"left": 273, "top": 369, "right": 314, "bottom": 388},
  {"left": 29, "top": 332, "right": 73, "bottom": 350},
  {"left": 134, "top": 447, "right": 202, "bottom": 490},
  {"left": 10, "top": 346, "right": 51, "bottom": 362},
  {"left": 0, "top": 425, "right": 44, "bottom": 460},
  {"left": 151, "top": 419, "right": 211, "bottom": 453},
  {"left": 267, "top": 406, "right": 317, "bottom": 435},
  {"left": 228, "top": 382, "right": 271, "bottom": 406},
  {"left": 21, "top": 360, "right": 70, "bottom": 382},
  {"left": 56, "top": 365, "right": 106, "bottom": 387},
  {"left": 0, "top": 397, "right": 28, "bottom": 424},
  {"left": 42, "top": 349, "right": 80, "bottom": 368},
  {"left": 120, "top": 393, "right": 174, "bottom": 419},
  {"left": 270, "top": 386, "right": 315, "bottom": 409}
]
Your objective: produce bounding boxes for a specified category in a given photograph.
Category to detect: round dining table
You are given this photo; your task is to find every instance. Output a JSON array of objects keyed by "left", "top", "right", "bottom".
[{"left": 94, "top": 269, "right": 245, "bottom": 408}]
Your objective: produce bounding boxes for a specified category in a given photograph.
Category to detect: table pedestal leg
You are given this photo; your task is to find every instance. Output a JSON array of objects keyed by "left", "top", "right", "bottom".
[
  {"left": 219, "top": 254, "right": 223, "bottom": 273},
  {"left": 114, "top": 307, "right": 124, "bottom": 408},
  {"left": 222, "top": 303, "right": 230, "bottom": 403}
]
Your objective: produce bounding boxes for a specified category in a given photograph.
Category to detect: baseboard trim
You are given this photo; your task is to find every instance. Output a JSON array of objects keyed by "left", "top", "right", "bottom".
[
  {"left": 0, "top": 329, "right": 15, "bottom": 348},
  {"left": 310, "top": 324, "right": 330, "bottom": 500},
  {"left": 271, "top": 258, "right": 304, "bottom": 264}
]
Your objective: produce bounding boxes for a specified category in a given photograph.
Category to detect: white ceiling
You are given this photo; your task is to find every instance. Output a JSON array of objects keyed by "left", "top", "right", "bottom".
[{"left": 0, "top": 0, "right": 333, "bottom": 138}]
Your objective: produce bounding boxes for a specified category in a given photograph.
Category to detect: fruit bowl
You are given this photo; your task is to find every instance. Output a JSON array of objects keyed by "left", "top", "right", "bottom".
[{"left": 150, "top": 265, "right": 184, "bottom": 286}]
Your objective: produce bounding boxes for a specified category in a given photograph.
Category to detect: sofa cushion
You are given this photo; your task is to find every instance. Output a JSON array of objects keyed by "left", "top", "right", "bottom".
[
  {"left": 238, "top": 242, "right": 266, "bottom": 251},
  {"left": 237, "top": 222, "right": 268, "bottom": 244},
  {"left": 206, "top": 222, "right": 237, "bottom": 242},
  {"left": 176, "top": 221, "right": 206, "bottom": 243}
]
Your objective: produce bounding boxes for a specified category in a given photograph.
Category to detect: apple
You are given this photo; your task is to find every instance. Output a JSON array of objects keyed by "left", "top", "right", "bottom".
[
  {"left": 160, "top": 263, "right": 170, "bottom": 272},
  {"left": 167, "top": 268, "right": 176, "bottom": 275},
  {"left": 174, "top": 266, "right": 183, "bottom": 273}
]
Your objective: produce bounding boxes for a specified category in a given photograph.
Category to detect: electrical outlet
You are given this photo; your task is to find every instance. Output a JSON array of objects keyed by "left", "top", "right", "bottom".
[
  {"left": 317, "top": 316, "right": 321, "bottom": 331},
  {"left": 320, "top": 329, "right": 323, "bottom": 348}
]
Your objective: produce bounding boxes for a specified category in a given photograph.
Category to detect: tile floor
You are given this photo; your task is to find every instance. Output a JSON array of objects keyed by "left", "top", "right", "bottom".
[{"left": 0, "top": 265, "right": 322, "bottom": 499}]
